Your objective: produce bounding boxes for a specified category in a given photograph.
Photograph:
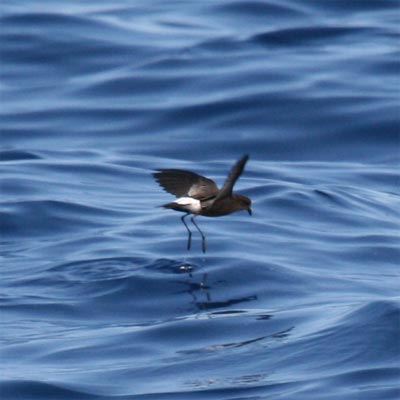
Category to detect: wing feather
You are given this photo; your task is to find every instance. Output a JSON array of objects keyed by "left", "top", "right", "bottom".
[
  {"left": 213, "top": 155, "right": 249, "bottom": 201},
  {"left": 153, "top": 169, "right": 218, "bottom": 200}
]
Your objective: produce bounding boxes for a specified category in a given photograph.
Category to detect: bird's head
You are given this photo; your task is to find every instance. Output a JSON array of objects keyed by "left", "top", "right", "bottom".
[{"left": 235, "top": 194, "right": 252, "bottom": 215}]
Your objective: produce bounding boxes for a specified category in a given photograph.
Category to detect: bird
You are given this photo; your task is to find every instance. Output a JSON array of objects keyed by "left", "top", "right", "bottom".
[{"left": 153, "top": 154, "right": 251, "bottom": 253}]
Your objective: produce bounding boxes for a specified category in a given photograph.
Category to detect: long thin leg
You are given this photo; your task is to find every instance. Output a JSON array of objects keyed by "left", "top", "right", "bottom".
[
  {"left": 181, "top": 213, "right": 192, "bottom": 250},
  {"left": 191, "top": 216, "right": 206, "bottom": 253},
  {"left": 201, "top": 273, "right": 208, "bottom": 289}
]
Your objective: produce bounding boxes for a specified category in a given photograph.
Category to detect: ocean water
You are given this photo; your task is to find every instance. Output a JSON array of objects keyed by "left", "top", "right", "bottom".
[{"left": 1, "top": 1, "right": 399, "bottom": 399}]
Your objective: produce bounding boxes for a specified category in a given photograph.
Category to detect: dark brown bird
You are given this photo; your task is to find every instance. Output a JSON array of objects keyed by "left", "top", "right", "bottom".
[{"left": 153, "top": 155, "right": 251, "bottom": 253}]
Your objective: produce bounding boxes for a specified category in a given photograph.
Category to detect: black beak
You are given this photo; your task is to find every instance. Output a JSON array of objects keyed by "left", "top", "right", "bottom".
[{"left": 248, "top": 208, "right": 252, "bottom": 216}]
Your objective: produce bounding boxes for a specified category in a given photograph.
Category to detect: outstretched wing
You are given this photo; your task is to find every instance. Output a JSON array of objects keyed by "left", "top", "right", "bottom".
[
  {"left": 153, "top": 169, "right": 219, "bottom": 200},
  {"left": 213, "top": 154, "right": 249, "bottom": 201}
]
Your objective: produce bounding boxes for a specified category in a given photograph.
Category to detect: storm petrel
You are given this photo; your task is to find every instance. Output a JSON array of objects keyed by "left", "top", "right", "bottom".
[{"left": 153, "top": 155, "right": 251, "bottom": 253}]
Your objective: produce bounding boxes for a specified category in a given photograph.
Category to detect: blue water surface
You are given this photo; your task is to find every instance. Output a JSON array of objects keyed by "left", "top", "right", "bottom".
[{"left": 1, "top": 1, "right": 399, "bottom": 399}]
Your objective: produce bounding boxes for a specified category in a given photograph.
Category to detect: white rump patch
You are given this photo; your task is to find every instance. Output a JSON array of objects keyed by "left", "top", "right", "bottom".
[{"left": 175, "top": 197, "right": 202, "bottom": 214}]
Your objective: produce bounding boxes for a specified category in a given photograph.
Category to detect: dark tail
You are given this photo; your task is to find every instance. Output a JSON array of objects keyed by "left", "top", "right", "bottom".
[{"left": 160, "top": 202, "right": 176, "bottom": 209}]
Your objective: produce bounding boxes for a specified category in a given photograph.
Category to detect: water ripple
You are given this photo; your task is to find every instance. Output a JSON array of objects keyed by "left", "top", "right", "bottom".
[{"left": 1, "top": 0, "right": 399, "bottom": 399}]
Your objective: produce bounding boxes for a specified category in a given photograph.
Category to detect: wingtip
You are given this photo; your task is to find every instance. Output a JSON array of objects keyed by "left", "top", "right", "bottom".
[
  {"left": 239, "top": 154, "right": 250, "bottom": 166},
  {"left": 152, "top": 170, "right": 162, "bottom": 181}
]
